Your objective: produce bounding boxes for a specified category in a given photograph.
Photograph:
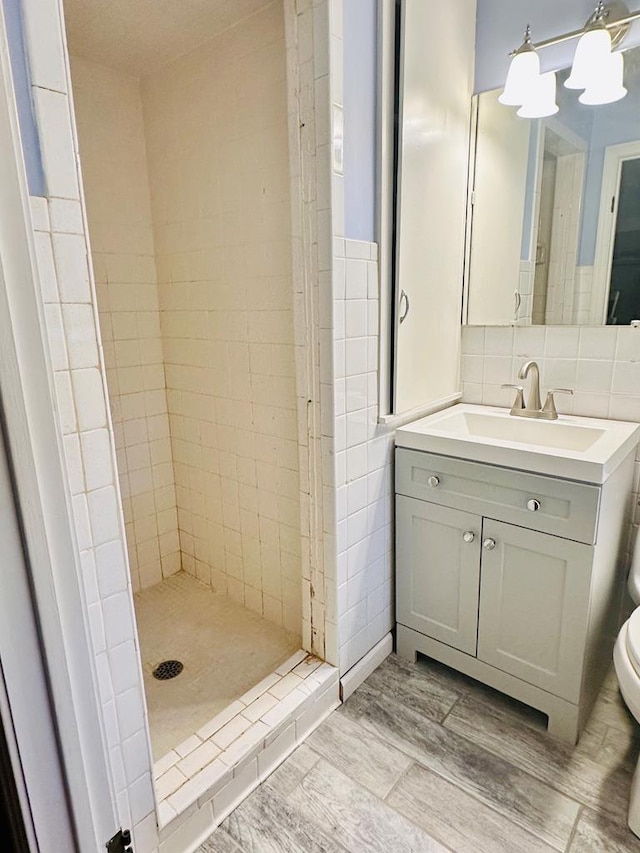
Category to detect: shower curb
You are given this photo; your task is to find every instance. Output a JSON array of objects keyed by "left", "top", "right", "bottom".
[{"left": 154, "top": 654, "right": 339, "bottom": 851}]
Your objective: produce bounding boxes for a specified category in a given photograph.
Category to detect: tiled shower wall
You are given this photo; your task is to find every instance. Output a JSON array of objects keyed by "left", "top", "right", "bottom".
[
  {"left": 141, "top": 2, "right": 301, "bottom": 633},
  {"left": 71, "top": 57, "right": 180, "bottom": 592},
  {"left": 285, "top": 0, "right": 336, "bottom": 663}
]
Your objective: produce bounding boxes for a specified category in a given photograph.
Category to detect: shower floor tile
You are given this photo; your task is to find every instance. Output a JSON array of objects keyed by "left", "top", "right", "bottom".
[{"left": 134, "top": 572, "right": 300, "bottom": 759}]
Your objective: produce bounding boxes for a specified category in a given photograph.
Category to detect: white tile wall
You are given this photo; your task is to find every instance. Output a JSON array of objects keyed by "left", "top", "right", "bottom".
[
  {"left": 461, "top": 324, "right": 640, "bottom": 564},
  {"left": 327, "top": 0, "right": 394, "bottom": 677},
  {"left": 21, "top": 2, "right": 158, "bottom": 847},
  {"left": 543, "top": 152, "right": 584, "bottom": 326},
  {"left": 517, "top": 260, "right": 534, "bottom": 325},
  {"left": 284, "top": 0, "right": 336, "bottom": 663},
  {"left": 30, "top": 196, "right": 156, "bottom": 849},
  {"left": 332, "top": 240, "right": 394, "bottom": 674},
  {"left": 140, "top": 3, "right": 301, "bottom": 633},
  {"left": 574, "top": 266, "right": 595, "bottom": 324},
  {"left": 71, "top": 57, "right": 179, "bottom": 592}
]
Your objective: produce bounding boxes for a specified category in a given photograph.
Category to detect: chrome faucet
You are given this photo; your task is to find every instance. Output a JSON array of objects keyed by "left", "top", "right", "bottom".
[
  {"left": 502, "top": 360, "right": 573, "bottom": 420},
  {"left": 519, "top": 360, "right": 541, "bottom": 412}
]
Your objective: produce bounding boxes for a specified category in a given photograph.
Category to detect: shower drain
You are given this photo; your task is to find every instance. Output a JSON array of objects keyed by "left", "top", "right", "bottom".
[{"left": 152, "top": 660, "right": 184, "bottom": 680}]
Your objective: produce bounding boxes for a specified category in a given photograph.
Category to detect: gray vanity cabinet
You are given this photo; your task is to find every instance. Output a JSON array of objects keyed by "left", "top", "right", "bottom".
[
  {"left": 395, "top": 447, "right": 634, "bottom": 743},
  {"left": 477, "top": 520, "right": 591, "bottom": 701},
  {"left": 396, "top": 498, "right": 591, "bottom": 700},
  {"left": 396, "top": 497, "right": 481, "bottom": 656}
]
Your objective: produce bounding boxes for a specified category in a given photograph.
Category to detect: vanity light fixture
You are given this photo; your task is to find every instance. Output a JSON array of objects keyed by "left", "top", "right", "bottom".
[
  {"left": 517, "top": 71, "right": 559, "bottom": 118},
  {"left": 579, "top": 49, "right": 628, "bottom": 103},
  {"left": 565, "top": 2, "right": 613, "bottom": 89},
  {"left": 499, "top": 26, "right": 540, "bottom": 107},
  {"left": 503, "top": 1, "right": 638, "bottom": 116}
]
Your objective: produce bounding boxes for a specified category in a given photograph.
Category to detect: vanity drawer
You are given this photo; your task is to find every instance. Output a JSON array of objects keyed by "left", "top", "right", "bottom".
[{"left": 396, "top": 449, "right": 601, "bottom": 544}]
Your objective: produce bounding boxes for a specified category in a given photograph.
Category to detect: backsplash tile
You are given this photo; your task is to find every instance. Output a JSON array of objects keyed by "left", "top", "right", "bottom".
[
  {"left": 462, "top": 325, "right": 640, "bottom": 420},
  {"left": 461, "top": 323, "right": 640, "bottom": 565}
]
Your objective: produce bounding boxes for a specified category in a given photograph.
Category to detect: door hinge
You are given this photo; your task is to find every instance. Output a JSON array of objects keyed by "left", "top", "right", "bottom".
[{"left": 106, "top": 828, "right": 133, "bottom": 853}]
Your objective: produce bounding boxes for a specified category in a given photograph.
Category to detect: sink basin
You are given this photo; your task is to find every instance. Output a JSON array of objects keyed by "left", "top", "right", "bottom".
[
  {"left": 395, "top": 404, "right": 640, "bottom": 483},
  {"left": 435, "top": 410, "right": 605, "bottom": 452}
]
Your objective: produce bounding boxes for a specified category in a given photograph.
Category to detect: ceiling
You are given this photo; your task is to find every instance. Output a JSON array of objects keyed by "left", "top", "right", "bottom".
[{"left": 63, "top": 0, "right": 273, "bottom": 76}]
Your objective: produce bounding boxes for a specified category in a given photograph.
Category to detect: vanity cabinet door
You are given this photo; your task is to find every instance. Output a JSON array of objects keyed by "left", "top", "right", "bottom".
[
  {"left": 396, "top": 496, "right": 481, "bottom": 655},
  {"left": 477, "top": 520, "right": 592, "bottom": 703}
]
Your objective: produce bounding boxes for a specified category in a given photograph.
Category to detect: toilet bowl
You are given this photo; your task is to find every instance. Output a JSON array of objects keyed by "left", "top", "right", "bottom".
[{"left": 613, "top": 534, "right": 640, "bottom": 838}]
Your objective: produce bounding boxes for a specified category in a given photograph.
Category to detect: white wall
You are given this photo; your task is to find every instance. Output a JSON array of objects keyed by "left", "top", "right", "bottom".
[
  {"left": 343, "top": 0, "right": 377, "bottom": 241},
  {"left": 71, "top": 57, "right": 180, "bottom": 592},
  {"left": 141, "top": 2, "right": 301, "bottom": 634}
]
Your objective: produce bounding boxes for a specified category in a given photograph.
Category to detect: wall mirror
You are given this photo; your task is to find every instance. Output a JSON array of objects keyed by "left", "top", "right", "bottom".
[{"left": 465, "top": 45, "right": 640, "bottom": 327}]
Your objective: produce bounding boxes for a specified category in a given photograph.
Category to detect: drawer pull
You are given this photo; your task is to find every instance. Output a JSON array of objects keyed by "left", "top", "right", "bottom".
[
  {"left": 427, "top": 475, "right": 440, "bottom": 488},
  {"left": 463, "top": 531, "right": 475, "bottom": 543},
  {"left": 483, "top": 538, "right": 496, "bottom": 551},
  {"left": 527, "top": 499, "right": 541, "bottom": 512}
]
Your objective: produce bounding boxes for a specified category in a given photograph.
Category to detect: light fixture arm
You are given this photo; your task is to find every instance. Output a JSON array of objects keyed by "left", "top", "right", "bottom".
[{"left": 508, "top": 1, "right": 636, "bottom": 56}]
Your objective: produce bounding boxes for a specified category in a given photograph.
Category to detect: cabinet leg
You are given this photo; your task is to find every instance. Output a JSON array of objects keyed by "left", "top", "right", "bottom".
[
  {"left": 396, "top": 625, "right": 418, "bottom": 663},
  {"left": 547, "top": 705, "right": 580, "bottom": 745}
]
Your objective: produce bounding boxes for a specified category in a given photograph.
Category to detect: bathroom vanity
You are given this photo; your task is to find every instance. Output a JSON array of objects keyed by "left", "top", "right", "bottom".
[{"left": 395, "top": 404, "right": 640, "bottom": 743}]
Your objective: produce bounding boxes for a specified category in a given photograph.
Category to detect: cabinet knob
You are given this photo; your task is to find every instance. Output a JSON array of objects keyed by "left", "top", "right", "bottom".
[
  {"left": 427, "top": 475, "right": 440, "bottom": 488},
  {"left": 463, "top": 531, "right": 475, "bottom": 543},
  {"left": 483, "top": 538, "right": 496, "bottom": 551},
  {"left": 527, "top": 499, "right": 541, "bottom": 512}
]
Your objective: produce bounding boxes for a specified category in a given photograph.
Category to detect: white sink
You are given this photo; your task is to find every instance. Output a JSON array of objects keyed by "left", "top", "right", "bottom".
[{"left": 395, "top": 404, "right": 640, "bottom": 483}]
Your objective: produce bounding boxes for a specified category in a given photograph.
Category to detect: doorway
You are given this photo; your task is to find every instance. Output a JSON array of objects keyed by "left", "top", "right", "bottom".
[
  {"left": 606, "top": 156, "right": 640, "bottom": 324},
  {"left": 593, "top": 139, "right": 640, "bottom": 324},
  {"left": 0, "top": 694, "right": 31, "bottom": 853},
  {"left": 62, "top": 0, "right": 306, "bottom": 770},
  {"left": 532, "top": 126, "right": 586, "bottom": 326}
]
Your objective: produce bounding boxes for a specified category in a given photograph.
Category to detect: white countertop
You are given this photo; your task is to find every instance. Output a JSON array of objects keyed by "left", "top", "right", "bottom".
[{"left": 395, "top": 404, "right": 640, "bottom": 484}]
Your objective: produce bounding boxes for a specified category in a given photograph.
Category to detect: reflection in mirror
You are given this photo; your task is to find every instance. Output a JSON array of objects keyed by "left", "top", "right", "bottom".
[{"left": 466, "top": 45, "right": 640, "bottom": 327}]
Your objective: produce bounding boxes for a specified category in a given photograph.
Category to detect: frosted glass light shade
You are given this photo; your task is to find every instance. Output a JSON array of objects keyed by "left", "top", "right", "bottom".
[
  {"left": 565, "top": 27, "right": 612, "bottom": 89},
  {"left": 517, "top": 72, "right": 559, "bottom": 118},
  {"left": 579, "top": 50, "right": 627, "bottom": 104},
  {"left": 499, "top": 49, "right": 540, "bottom": 106}
]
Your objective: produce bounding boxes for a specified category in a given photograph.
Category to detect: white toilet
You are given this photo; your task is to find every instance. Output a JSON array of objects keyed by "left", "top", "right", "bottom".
[{"left": 613, "top": 532, "right": 640, "bottom": 838}]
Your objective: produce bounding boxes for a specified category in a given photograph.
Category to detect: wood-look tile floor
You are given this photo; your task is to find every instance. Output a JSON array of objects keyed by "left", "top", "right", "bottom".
[{"left": 200, "top": 653, "right": 640, "bottom": 852}]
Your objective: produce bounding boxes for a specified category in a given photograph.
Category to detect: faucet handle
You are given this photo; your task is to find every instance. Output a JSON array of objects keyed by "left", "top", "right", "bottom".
[
  {"left": 542, "top": 388, "right": 574, "bottom": 419},
  {"left": 502, "top": 383, "right": 525, "bottom": 413}
]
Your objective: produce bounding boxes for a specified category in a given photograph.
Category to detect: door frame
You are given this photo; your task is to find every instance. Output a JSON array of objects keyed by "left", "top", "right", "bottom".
[
  {"left": 0, "top": 3, "right": 118, "bottom": 849},
  {"left": 592, "top": 139, "right": 640, "bottom": 324},
  {"left": 376, "top": 0, "right": 398, "bottom": 420},
  {"left": 0, "top": 648, "right": 39, "bottom": 852}
]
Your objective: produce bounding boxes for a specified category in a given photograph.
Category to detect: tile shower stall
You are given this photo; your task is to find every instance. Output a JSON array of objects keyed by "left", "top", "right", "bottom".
[{"left": 66, "top": 0, "right": 314, "bottom": 800}]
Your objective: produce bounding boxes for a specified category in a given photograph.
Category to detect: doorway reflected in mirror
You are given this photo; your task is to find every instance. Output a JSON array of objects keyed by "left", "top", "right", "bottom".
[{"left": 465, "top": 45, "right": 640, "bottom": 327}]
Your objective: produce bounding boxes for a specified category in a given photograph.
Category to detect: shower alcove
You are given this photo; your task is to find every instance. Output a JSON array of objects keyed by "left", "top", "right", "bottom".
[{"left": 63, "top": 0, "right": 317, "bottom": 782}]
